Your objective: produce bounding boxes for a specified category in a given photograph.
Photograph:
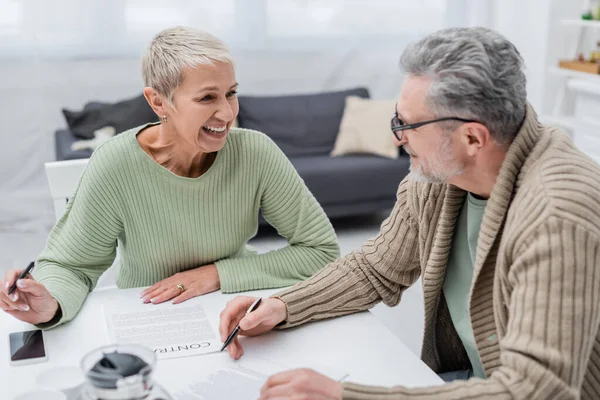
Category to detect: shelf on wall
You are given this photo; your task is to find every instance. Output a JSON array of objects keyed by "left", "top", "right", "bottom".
[
  {"left": 560, "top": 19, "right": 600, "bottom": 28},
  {"left": 549, "top": 66, "right": 600, "bottom": 85}
]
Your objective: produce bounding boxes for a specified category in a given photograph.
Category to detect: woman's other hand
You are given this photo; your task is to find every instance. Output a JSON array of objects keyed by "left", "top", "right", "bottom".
[
  {"left": 140, "top": 263, "right": 220, "bottom": 304},
  {"left": 0, "top": 269, "right": 59, "bottom": 325}
]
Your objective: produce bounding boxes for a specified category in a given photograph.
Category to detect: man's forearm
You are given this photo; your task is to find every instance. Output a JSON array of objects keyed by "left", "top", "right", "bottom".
[{"left": 274, "top": 185, "right": 422, "bottom": 328}]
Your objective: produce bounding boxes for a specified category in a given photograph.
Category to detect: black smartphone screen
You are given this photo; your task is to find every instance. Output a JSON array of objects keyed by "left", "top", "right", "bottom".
[{"left": 9, "top": 329, "right": 46, "bottom": 361}]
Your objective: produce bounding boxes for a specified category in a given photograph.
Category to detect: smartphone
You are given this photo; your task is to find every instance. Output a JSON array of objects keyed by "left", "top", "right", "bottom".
[{"left": 9, "top": 329, "right": 48, "bottom": 366}]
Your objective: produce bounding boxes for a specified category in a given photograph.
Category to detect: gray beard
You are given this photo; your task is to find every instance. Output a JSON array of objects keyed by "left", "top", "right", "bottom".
[
  {"left": 407, "top": 169, "right": 442, "bottom": 183},
  {"left": 407, "top": 161, "right": 464, "bottom": 184}
]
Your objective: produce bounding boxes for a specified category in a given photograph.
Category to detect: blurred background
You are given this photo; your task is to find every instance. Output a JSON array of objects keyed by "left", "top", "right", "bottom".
[{"left": 1, "top": 0, "right": 599, "bottom": 354}]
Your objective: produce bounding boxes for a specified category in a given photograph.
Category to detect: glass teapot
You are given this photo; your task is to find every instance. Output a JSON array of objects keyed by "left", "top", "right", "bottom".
[{"left": 77, "top": 343, "right": 173, "bottom": 400}]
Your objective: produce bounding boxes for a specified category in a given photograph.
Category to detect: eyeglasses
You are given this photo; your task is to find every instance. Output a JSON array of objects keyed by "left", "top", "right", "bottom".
[{"left": 390, "top": 107, "right": 479, "bottom": 141}]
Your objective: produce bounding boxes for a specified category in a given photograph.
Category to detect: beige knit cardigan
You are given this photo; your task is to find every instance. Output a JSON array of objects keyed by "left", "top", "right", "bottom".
[{"left": 276, "top": 106, "right": 600, "bottom": 399}]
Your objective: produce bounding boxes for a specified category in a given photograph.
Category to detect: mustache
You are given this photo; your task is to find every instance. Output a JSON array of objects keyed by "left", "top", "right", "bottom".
[{"left": 403, "top": 146, "right": 417, "bottom": 157}]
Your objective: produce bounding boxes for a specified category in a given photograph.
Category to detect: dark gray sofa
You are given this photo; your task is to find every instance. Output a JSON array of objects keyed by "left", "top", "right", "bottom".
[{"left": 55, "top": 88, "right": 410, "bottom": 221}]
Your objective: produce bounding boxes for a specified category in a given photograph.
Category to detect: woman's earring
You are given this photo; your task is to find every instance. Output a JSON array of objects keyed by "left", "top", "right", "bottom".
[{"left": 161, "top": 115, "right": 167, "bottom": 124}]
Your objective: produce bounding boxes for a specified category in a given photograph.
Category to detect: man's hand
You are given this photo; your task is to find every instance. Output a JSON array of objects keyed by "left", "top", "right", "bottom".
[
  {"left": 140, "top": 264, "right": 220, "bottom": 304},
  {"left": 219, "top": 296, "right": 287, "bottom": 360},
  {"left": 259, "top": 369, "right": 343, "bottom": 400},
  {"left": 0, "top": 269, "right": 59, "bottom": 325}
]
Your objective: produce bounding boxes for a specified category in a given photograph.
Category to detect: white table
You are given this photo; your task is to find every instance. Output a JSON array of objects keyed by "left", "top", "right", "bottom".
[{"left": 2, "top": 287, "right": 442, "bottom": 399}]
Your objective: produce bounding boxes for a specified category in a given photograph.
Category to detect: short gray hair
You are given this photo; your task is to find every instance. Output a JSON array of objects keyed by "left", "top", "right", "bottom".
[
  {"left": 399, "top": 27, "right": 526, "bottom": 145},
  {"left": 142, "top": 26, "right": 234, "bottom": 103}
]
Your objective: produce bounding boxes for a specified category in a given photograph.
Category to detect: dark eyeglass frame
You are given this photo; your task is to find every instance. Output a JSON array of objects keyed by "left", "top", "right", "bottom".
[{"left": 391, "top": 107, "right": 479, "bottom": 141}]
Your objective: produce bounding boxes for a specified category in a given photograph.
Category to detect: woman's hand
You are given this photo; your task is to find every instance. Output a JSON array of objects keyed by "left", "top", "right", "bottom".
[
  {"left": 140, "top": 264, "right": 220, "bottom": 304},
  {"left": 0, "top": 269, "right": 59, "bottom": 325}
]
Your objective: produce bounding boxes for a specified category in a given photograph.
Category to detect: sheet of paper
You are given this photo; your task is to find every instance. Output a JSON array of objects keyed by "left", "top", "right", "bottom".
[
  {"left": 104, "top": 302, "right": 221, "bottom": 360},
  {"left": 165, "top": 355, "right": 348, "bottom": 400},
  {"left": 171, "top": 363, "right": 270, "bottom": 400}
]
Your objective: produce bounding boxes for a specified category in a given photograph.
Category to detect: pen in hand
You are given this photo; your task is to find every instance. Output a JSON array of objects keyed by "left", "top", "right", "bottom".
[
  {"left": 8, "top": 261, "right": 35, "bottom": 296},
  {"left": 221, "top": 297, "right": 262, "bottom": 352}
]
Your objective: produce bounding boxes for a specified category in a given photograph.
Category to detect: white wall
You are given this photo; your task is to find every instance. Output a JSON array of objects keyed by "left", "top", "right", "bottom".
[
  {"left": 543, "top": 0, "right": 589, "bottom": 117},
  {"left": 0, "top": 0, "right": 446, "bottom": 229},
  {"left": 0, "top": 59, "right": 144, "bottom": 229},
  {"left": 447, "top": 0, "right": 556, "bottom": 112},
  {"left": 492, "top": 0, "right": 552, "bottom": 111},
  {"left": 0, "top": 0, "right": 563, "bottom": 231}
]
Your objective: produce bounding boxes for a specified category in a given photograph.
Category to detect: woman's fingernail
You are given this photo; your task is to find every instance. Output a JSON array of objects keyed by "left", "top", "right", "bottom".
[
  {"left": 17, "top": 279, "right": 25, "bottom": 288},
  {"left": 20, "top": 305, "right": 30, "bottom": 311},
  {"left": 11, "top": 294, "right": 18, "bottom": 302},
  {"left": 4, "top": 281, "right": 8, "bottom": 290},
  {"left": 150, "top": 298, "right": 156, "bottom": 303}
]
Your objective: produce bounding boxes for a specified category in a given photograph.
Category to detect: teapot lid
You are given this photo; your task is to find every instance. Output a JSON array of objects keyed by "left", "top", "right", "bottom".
[
  {"left": 84, "top": 348, "right": 154, "bottom": 400},
  {"left": 88, "top": 351, "right": 149, "bottom": 389}
]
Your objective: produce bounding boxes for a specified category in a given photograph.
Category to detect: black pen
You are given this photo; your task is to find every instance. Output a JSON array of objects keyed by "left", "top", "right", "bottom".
[
  {"left": 221, "top": 297, "right": 262, "bottom": 352},
  {"left": 8, "top": 261, "right": 35, "bottom": 296}
]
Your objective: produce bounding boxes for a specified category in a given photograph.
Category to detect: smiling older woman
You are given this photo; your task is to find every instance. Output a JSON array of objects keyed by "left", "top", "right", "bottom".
[{"left": 0, "top": 26, "right": 340, "bottom": 328}]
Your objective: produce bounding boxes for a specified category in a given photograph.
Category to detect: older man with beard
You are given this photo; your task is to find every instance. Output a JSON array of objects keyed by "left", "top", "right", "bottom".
[{"left": 219, "top": 27, "right": 600, "bottom": 400}]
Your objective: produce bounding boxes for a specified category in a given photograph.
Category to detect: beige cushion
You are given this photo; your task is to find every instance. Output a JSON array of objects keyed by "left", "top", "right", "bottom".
[{"left": 331, "top": 96, "right": 398, "bottom": 159}]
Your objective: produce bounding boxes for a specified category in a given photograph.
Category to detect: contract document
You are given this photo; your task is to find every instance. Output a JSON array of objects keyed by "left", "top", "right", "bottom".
[{"left": 104, "top": 301, "right": 221, "bottom": 360}]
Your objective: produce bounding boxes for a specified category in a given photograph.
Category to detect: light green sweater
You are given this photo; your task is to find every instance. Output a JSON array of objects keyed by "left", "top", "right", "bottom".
[
  {"left": 33, "top": 124, "right": 339, "bottom": 326},
  {"left": 443, "top": 193, "right": 487, "bottom": 378}
]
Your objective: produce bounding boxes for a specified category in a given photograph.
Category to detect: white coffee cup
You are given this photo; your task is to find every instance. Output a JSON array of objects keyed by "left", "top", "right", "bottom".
[
  {"left": 36, "top": 365, "right": 84, "bottom": 400},
  {"left": 14, "top": 389, "right": 67, "bottom": 400}
]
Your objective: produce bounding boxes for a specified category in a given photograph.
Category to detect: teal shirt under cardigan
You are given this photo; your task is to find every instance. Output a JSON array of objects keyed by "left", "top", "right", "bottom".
[
  {"left": 443, "top": 193, "right": 488, "bottom": 378},
  {"left": 33, "top": 124, "right": 340, "bottom": 326}
]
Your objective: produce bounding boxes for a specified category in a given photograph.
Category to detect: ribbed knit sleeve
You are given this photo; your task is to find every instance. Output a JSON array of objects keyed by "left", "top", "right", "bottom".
[
  {"left": 273, "top": 179, "right": 422, "bottom": 327},
  {"left": 341, "top": 217, "right": 600, "bottom": 399},
  {"left": 215, "top": 135, "right": 340, "bottom": 292},
  {"left": 33, "top": 150, "right": 123, "bottom": 326}
]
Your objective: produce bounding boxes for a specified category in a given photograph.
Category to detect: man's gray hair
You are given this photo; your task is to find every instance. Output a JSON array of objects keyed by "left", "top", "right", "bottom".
[
  {"left": 142, "top": 26, "right": 234, "bottom": 103},
  {"left": 400, "top": 27, "right": 527, "bottom": 145}
]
